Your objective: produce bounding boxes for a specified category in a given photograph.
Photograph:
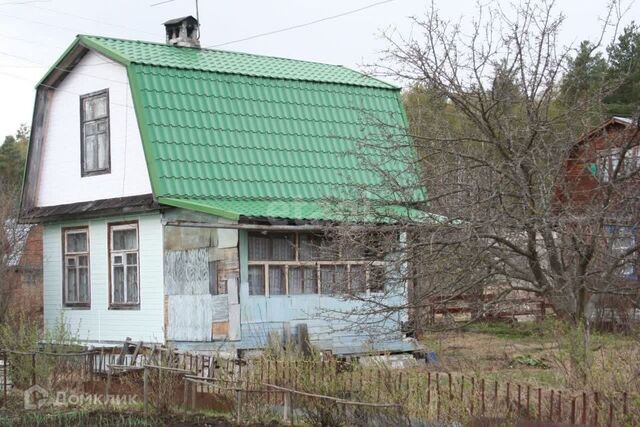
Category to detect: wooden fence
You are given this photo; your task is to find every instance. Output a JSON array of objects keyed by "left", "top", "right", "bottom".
[{"left": 0, "top": 347, "right": 637, "bottom": 426}]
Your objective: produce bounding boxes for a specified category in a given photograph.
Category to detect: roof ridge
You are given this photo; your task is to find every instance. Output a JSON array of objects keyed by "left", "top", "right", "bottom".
[{"left": 79, "top": 34, "right": 395, "bottom": 89}]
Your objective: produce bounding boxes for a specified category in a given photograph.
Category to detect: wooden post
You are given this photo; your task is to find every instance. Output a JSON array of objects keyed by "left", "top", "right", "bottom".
[
  {"left": 549, "top": 390, "right": 554, "bottom": 421},
  {"left": 470, "top": 377, "right": 475, "bottom": 415},
  {"left": 1, "top": 352, "right": 6, "bottom": 408},
  {"left": 31, "top": 353, "right": 36, "bottom": 386},
  {"left": 447, "top": 372, "right": 452, "bottom": 399},
  {"left": 143, "top": 366, "right": 148, "bottom": 416},
  {"left": 183, "top": 379, "right": 188, "bottom": 410},
  {"left": 582, "top": 392, "right": 587, "bottom": 425},
  {"left": 526, "top": 385, "right": 531, "bottom": 417},
  {"left": 538, "top": 388, "right": 542, "bottom": 420},
  {"left": 460, "top": 375, "right": 464, "bottom": 401},
  {"left": 427, "top": 372, "right": 431, "bottom": 406},
  {"left": 558, "top": 390, "right": 562, "bottom": 421},
  {"left": 236, "top": 389, "right": 242, "bottom": 425},
  {"left": 517, "top": 384, "right": 521, "bottom": 414},
  {"left": 105, "top": 368, "right": 112, "bottom": 401},
  {"left": 283, "top": 391, "right": 290, "bottom": 422},
  {"left": 571, "top": 397, "right": 576, "bottom": 425},
  {"left": 481, "top": 378, "right": 485, "bottom": 415},
  {"left": 608, "top": 401, "right": 614, "bottom": 427},
  {"left": 623, "top": 392, "right": 628, "bottom": 420},
  {"left": 594, "top": 392, "right": 599, "bottom": 425},
  {"left": 506, "top": 382, "right": 511, "bottom": 413},
  {"left": 191, "top": 379, "right": 196, "bottom": 410}
]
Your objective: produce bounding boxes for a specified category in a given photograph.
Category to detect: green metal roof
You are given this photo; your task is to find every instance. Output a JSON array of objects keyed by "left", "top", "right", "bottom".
[
  {"left": 79, "top": 35, "right": 396, "bottom": 89},
  {"left": 63, "top": 36, "right": 419, "bottom": 221}
]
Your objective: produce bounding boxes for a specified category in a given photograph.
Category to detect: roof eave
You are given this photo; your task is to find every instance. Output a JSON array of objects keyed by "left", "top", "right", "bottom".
[{"left": 36, "top": 35, "right": 131, "bottom": 89}]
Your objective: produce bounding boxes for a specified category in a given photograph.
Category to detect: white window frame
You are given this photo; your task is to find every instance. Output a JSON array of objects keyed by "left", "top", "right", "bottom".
[
  {"left": 62, "top": 227, "right": 90, "bottom": 307},
  {"left": 109, "top": 222, "right": 140, "bottom": 307}
]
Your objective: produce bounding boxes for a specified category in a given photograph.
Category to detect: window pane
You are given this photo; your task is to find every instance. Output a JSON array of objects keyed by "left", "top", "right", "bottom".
[
  {"left": 97, "top": 131, "right": 109, "bottom": 170},
  {"left": 84, "top": 134, "right": 97, "bottom": 171},
  {"left": 66, "top": 267, "right": 77, "bottom": 302},
  {"left": 248, "top": 234, "right": 270, "bottom": 261},
  {"left": 66, "top": 232, "right": 87, "bottom": 253},
  {"left": 78, "top": 255, "right": 88, "bottom": 266},
  {"left": 248, "top": 265, "right": 264, "bottom": 295},
  {"left": 299, "top": 234, "right": 320, "bottom": 260},
  {"left": 112, "top": 228, "right": 137, "bottom": 250},
  {"left": 350, "top": 265, "right": 366, "bottom": 293},
  {"left": 303, "top": 267, "right": 317, "bottom": 294},
  {"left": 289, "top": 267, "right": 302, "bottom": 295},
  {"left": 369, "top": 265, "right": 386, "bottom": 292},
  {"left": 272, "top": 234, "right": 295, "bottom": 261},
  {"left": 84, "top": 121, "right": 97, "bottom": 136},
  {"left": 78, "top": 268, "right": 89, "bottom": 302},
  {"left": 113, "top": 265, "right": 125, "bottom": 303},
  {"left": 269, "top": 266, "right": 285, "bottom": 295},
  {"left": 66, "top": 257, "right": 76, "bottom": 267},
  {"left": 126, "top": 253, "right": 138, "bottom": 265},
  {"left": 126, "top": 266, "right": 138, "bottom": 303},
  {"left": 83, "top": 94, "right": 107, "bottom": 121},
  {"left": 321, "top": 265, "right": 346, "bottom": 294}
]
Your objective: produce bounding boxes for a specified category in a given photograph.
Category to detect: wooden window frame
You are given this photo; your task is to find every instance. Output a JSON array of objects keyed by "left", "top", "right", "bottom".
[
  {"left": 80, "top": 89, "right": 111, "bottom": 177},
  {"left": 108, "top": 221, "right": 140, "bottom": 309},
  {"left": 247, "top": 232, "right": 386, "bottom": 297},
  {"left": 62, "top": 226, "right": 91, "bottom": 308}
]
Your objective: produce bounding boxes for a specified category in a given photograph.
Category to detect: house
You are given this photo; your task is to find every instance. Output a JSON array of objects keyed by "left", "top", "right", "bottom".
[
  {"left": 2, "top": 222, "right": 43, "bottom": 323},
  {"left": 19, "top": 17, "right": 419, "bottom": 355},
  {"left": 557, "top": 116, "right": 640, "bottom": 327}
]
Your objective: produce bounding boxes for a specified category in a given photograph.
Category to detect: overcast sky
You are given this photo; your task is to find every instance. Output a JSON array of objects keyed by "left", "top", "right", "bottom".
[{"left": 0, "top": 0, "right": 637, "bottom": 138}]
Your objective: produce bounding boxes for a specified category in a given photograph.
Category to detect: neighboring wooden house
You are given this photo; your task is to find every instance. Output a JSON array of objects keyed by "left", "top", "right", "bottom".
[
  {"left": 3, "top": 223, "right": 43, "bottom": 323},
  {"left": 19, "top": 17, "right": 418, "bottom": 355},
  {"left": 556, "top": 116, "right": 640, "bottom": 326}
]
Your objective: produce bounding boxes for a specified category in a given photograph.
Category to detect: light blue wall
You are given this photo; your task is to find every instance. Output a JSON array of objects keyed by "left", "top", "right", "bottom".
[
  {"left": 42, "top": 212, "right": 164, "bottom": 344},
  {"left": 236, "top": 230, "right": 407, "bottom": 351}
]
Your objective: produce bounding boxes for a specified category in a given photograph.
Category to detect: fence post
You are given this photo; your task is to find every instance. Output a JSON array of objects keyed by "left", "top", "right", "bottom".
[
  {"left": 571, "top": 397, "right": 576, "bottom": 425},
  {"left": 236, "top": 389, "right": 242, "bottom": 425},
  {"left": 31, "top": 352, "right": 36, "bottom": 386},
  {"left": 105, "top": 368, "right": 111, "bottom": 401},
  {"left": 1, "top": 351, "right": 6, "bottom": 408},
  {"left": 283, "top": 391, "right": 290, "bottom": 422},
  {"left": 143, "top": 365, "right": 148, "bottom": 416}
]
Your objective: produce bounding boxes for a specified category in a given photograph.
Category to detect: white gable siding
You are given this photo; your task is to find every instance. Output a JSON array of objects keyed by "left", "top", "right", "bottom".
[
  {"left": 36, "top": 50, "right": 152, "bottom": 207},
  {"left": 43, "top": 212, "right": 164, "bottom": 343}
]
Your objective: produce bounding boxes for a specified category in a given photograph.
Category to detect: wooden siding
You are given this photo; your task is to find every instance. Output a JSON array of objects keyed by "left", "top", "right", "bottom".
[
  {"left": 35, "top": 50, "right": 151, "bottom": 208},
  {"left": 42, "top": 212, "right": 164, "bottom": 343}
]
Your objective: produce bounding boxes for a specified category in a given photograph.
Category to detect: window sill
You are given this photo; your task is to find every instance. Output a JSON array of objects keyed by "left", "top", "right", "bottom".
[
  {"left": 63, "top": 304, "right": 91, "bottom": 310},
  {"left": 81, "top": 169, "right": 111, "bottom": 177},
  {"left": 108, "top": 305, "right": 140, "bottom": 310}
]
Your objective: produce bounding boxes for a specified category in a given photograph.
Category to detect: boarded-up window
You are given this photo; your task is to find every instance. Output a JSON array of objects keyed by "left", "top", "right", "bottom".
[
  {"left": 80, "top": 89, "right": 110, "bottom": 176},
  {"left": 109, "top": 222, "right": 139, "bottom": 306},
  {"left": 63, "top": 227, "right": 90, "bottom": 306},
  {"left": 209, "top": 260, "right": 228, "bottom": 295}
]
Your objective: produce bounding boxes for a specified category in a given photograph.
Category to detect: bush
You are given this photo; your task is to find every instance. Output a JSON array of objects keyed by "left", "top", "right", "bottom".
[{"left": 0, "top": 311, "right": 81, "bottom": 390}]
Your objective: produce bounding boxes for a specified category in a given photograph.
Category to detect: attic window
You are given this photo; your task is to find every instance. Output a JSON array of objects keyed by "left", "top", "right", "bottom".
[{"left": 80, "top": 89, "right": 110, "bottom": 176}]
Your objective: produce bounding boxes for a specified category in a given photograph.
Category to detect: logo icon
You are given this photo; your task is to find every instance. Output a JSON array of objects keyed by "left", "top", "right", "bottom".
[{"left": 24, "top": 384, "right": 49, "bottom": 410}]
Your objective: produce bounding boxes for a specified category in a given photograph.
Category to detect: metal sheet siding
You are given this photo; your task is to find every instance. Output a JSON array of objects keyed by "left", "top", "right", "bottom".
[{"left": 42, "top": 212, "right": 164, "bottom": 343}]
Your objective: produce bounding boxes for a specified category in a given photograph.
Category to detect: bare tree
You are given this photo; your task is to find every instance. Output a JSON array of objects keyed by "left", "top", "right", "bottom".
[{"left": 323, "top": 0, "right": 639, "bottom": 382}]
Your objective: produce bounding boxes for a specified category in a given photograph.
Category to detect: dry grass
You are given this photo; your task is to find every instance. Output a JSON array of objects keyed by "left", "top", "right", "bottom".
[{"left": 422, "top": 320, "right": 640, "bottom": 393}]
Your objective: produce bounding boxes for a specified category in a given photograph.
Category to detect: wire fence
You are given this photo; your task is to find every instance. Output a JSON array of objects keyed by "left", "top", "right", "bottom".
[{"left": 0, "top": 347, "right": 637, "bottom": 426}]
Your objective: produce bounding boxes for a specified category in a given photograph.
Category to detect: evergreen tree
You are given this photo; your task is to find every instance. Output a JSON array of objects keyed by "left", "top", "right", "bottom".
[{"left": 605, "top": 22, "right": 640, "bottom": 116}]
